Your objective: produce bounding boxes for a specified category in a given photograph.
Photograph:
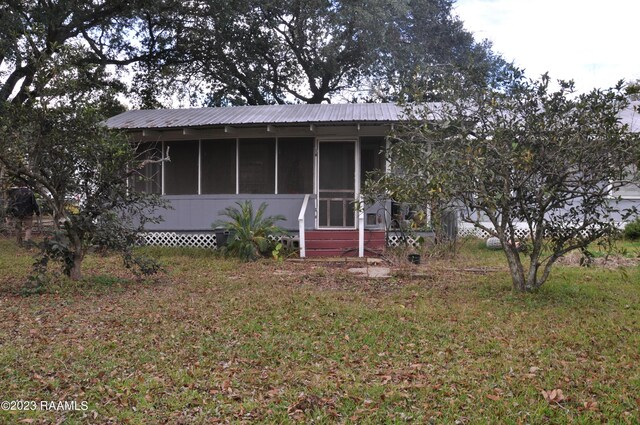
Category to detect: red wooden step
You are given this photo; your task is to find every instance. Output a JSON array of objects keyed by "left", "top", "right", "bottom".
[
  {"left": 305, "top": 230, "right": 359, "bottom": 240},
  {"left": 305, "top": 248, "right": 381, "bottom": 257},
  {"left": 305, "top": 230, "right": 386, "bottom": 240},
  {"left": 303, "top": 230, "right": 386, "bottom": 257},
  {"left": 305, "top": 239, "right": 386, "bottom": 248},
  {"left": 305, "top": 240, "right": 384, "bottom": 250},
  {"left": 306, "top": 240, "right": 361, "bottom": 249},
  {"left": 305, "top": 249, "right": 384, "bottom": 258},
  {"left": 305, "top": 249, "right": 357, "bottom": 258}
]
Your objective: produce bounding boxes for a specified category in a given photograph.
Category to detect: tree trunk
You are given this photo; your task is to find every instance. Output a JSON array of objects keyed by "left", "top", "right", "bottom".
[
  {"left": 69, "top": 254, "right": 84, "bottom": 281},
  {"left": 503, "top": 246, "right": 527, "bottom": 292},
  {"left": 69, "top": 239, "right": 85, "bottom": 281},
  {"left": 525, "top": 256, "right": 541, "bottom": 291},
  {"left": 52, "top": 211, "right": 63, "bottom": 230}
]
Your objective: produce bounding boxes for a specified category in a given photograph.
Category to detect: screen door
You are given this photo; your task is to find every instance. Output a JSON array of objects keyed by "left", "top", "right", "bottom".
[{"left": 318, "top": 141, "right": 355, "bottom": 227}]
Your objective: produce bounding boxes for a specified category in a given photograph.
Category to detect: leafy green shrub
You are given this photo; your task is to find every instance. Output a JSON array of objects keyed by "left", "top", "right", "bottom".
[
  {"left": 213, "top": 201, "right": 286, "bottom": 261},
  {"left": 623, "top": 217, "right": 640, "bottom": 240}
]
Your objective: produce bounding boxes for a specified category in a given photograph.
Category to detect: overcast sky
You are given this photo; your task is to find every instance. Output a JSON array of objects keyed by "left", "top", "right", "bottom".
[{"left": 453, "top": 0, "right": 640, "bottom": 92}]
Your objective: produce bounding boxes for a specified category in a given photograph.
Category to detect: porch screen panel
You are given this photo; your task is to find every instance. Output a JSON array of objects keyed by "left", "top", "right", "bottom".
[
  {"left": 277, "top": 138, "right": 314, "bottom": 194},
  {"left": 239, "top": 138, "right": 275, "bottom": 194},
  {"left": 320, "top": 143, "right": 355, "bottom": 190},
  {"left": 164, "top": 140, "right": 199, "bottom": 195},
  {"left": 201, "top": 139, "right": 236, "bottom": 194},
  {"left": 132, "top": 142, "right": 162, "bottom": 194},
  {"left": 360, "top": 136, "right": 386, "bottom": 185}
]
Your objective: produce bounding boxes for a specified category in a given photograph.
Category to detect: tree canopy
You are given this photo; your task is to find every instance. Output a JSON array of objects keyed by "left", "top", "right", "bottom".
[
  {"left": 0, "top": 0, "right": 509, "bottom": 107},
  {"left": 365, "top": 74, "right": 640, "bottom": 291},
  {"left": 0, "top": 0, "right": 178, "bottom": 107},
  {"left": 159, "top": 0, "right": 509, "bottom": 105}
]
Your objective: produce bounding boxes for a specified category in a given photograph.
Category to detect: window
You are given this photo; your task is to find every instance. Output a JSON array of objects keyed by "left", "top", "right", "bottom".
[
  {"left": 131, "top": 142, "right": 162, "bottom": 194},
  {"left": 164, "top": 140, "right": 199, "bottom": 195},
  {"left": 201, "top": 139, "right": 236, "bottom": 194},
  {"left": 360, "top": 136, "right": 386, "bottom": 184},
  {"left": 239, "top": 138, "right": 275, "bottom": 194},
  {"left": 277, "top": 138, "right": 314, "bottom": 194}
]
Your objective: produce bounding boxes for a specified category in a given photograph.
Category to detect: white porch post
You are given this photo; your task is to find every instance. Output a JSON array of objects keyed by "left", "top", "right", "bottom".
[
  {"left": 358, "top": 194, "right": 364, "bottom": 257},
  {"left": 161, "top": 141, "right": 166, "bottom": 195}
]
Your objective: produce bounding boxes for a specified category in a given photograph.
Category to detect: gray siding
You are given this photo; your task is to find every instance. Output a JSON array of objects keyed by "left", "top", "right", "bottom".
[
  {"left": 462, "top": 198, "right": 640, "bottom": 224},
  {"left": 614, "top": 199, "right": 640, "bottom": 221},
  {"left": 148, "top": 194, "right": 316, "bottom": 231},
  {"left": 363, "top": 201, "right": 391, "bottom": 230}
]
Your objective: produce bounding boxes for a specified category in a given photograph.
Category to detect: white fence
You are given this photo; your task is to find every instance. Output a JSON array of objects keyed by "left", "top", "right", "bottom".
[{"left": 457, "top": 222, "right": 531, "bottom": 239}]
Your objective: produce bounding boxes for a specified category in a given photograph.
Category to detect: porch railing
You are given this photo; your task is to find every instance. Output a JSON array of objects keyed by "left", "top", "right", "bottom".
[{"left": 298, "top": 194, "right": 310, "bottom": 258}]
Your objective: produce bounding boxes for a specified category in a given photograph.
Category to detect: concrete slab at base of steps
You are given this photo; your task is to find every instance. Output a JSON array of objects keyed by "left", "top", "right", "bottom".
[{"left": 347, "top": 267, "right": 392, "bottom": 278}]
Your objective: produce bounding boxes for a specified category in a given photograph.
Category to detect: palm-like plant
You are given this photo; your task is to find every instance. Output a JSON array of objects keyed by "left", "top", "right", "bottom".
[{"left": 213, "top": 201, "right": 285, "bottom": 261}]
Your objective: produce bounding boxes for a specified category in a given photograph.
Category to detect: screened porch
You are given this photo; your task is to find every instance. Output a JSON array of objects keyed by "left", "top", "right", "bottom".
[{"left": 131, "top": 135, "right": 387, "bottom": 232}]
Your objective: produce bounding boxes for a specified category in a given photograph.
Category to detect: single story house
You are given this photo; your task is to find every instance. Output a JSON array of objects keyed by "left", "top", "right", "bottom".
[
  {"left": 106, "top": 103, "right": 400, "bottom": 257},
  {"left": 106, "top": 102, "right": 640, "bottom": 257}
]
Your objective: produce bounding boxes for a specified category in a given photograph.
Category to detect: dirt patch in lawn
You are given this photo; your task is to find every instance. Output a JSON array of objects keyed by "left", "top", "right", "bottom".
[{"left": 277, "top": 256, "right": 502, "bottom": 294}]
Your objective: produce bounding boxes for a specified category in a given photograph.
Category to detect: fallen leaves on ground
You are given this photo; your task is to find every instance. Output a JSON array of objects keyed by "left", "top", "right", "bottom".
[{"left": 542, "top": 389, "right": 566, "bottom": 404}]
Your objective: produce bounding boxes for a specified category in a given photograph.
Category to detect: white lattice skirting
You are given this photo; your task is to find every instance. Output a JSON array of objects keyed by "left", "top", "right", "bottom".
[
  {"left": 139, "top": 222, "right": 628, "bottom": 249},
  {"left": 387, "top": 226, "right": 496, "bottom": 248},
  {"left": 138, "top": 232, "right": 283, "bottom": 249},
  {"left": 457, "top": 222, "right": 628, "bottom": 240},
  {"left": 458, "top": 223, "right": 502, "bottom": 239},
  {"left": 139, "top": 232, "right": 218, "bottom": 248},
  {"left": 387, "top": 234, "right": 422, "bottom": 248},
  {"left": 138, "top": 228, "right": 525, "bottom": 250}
]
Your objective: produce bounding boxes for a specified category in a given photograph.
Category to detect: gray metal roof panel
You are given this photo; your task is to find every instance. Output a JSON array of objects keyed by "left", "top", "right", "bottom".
[
  {"left": 106, "top": 102, "right": 639, "bottom": 132},
  {"left": 106, "top": 103, "right": 402, "bottom": 129}
]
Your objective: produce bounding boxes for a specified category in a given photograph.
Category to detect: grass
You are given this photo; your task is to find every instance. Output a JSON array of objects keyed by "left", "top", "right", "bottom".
[{"left": 0, "top": 237, "right": 638, "bottom": 423}]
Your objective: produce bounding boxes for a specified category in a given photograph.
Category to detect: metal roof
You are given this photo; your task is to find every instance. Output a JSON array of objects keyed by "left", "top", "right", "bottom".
[
  {"left": 105, "top": 101, "right": 640, "bottom": 132},
  {"left": 106, "top": 103, "right": 402, "bottom": 130}
]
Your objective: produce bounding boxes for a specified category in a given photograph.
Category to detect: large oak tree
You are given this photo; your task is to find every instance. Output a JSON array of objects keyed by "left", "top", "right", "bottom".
[
  {"left": 163, "top": 0, "right": 509, "bottom": 105},
  {"left": 0, "top": 0, "right": 177, "bottom": 107}
]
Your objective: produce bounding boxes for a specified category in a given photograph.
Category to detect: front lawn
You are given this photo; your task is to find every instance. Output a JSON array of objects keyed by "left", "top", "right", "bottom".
[{"left": 0, "top": 238, "right": 638, "bottom": 423}]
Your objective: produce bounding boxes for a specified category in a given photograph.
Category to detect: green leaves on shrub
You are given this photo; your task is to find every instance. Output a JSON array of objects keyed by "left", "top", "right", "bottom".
[
  {"left": 213, "top": 201, "right": 286, "bottom": 261},
  {"left": 623, "top": 217, "right": 640, "bottom": 240}
]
